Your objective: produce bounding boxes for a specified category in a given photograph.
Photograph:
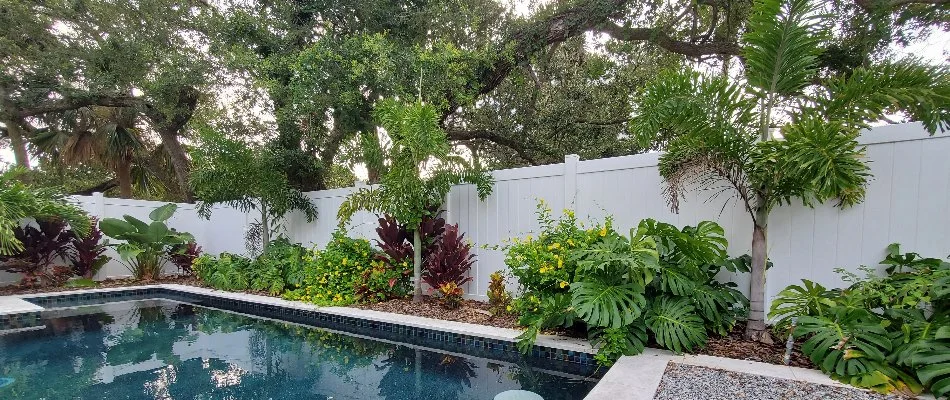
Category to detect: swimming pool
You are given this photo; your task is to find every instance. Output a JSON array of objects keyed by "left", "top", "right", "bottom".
[{"left": 0, "top": 298, "right": 598, "bottom": 399}]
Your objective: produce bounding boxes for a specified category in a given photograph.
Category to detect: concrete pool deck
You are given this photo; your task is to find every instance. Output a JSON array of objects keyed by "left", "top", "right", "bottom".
[{"left": 1, "top": 284, "right": 935, "bottom": 399}]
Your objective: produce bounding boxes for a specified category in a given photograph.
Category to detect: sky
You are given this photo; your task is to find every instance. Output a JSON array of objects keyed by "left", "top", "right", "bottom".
[{"left": 2, "top": 3, "right": 948, "bottom": 168}]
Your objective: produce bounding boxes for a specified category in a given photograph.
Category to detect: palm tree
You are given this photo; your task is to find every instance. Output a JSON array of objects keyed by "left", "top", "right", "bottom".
[
  {"left": 632, "top": 0, "right": 949, "bottom": 341},
  {"left": 33, "top": 106, "right": 146, "bottom": 198},
  {"left": 338, "top": 100, "right": 493, "bottom": 302}
]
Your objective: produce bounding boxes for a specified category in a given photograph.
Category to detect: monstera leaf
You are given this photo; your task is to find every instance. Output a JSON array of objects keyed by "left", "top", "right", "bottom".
[
  {"left": 570, "top": 280, "right": 646, "bottom": 329},
  {"left": 644, "top": 296, "right": 707, "bottom": 353}
]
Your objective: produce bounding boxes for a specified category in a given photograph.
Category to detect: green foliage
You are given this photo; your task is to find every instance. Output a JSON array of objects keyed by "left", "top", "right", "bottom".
[
  {"left": 191, "top": 129, "right": 317, "bottom": 254},
  {"left": 487, "top": 271, "right": 512, "bottom": 316},
  {"left": 99, "top": 203, "right": 194, "bottom": 280},
  {"left": 283, "top": 232, "right": 380, "bottom": 305},
  {"left": 504, "top": 201, "right": 749, "bottom": 364},
  {"left": 338, "top": 100, "right": 493, "bottom": 229},
  {"left": 0, "top": 169, "right": 91, "bottom": 255},
  {"left": 768, "top": 280, "right": 837, "bottom": 331},
  {"left": 645, "top": 296, "right": 708, "bottom": 354},
  {"left": 337, "top": 100, "right": 492, "bottom": 300},
  {"left": 633, "top": 0, "right": 950, "bottom": 337},
  {"left": 772, "top": 244, "right": 950, "bottom": 397}
]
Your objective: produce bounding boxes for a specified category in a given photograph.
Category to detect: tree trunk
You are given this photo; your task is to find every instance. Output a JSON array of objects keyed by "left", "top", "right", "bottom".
[
  {"left": 745, "top": 207, "right": 773, "bottom": 343},
  {"left": 157, "top": 129, "right": 193, "bottom": 202},
  {"left": 5, "top": 120, "right": 30, "bottom": 168},
  {"left": 413, "top": 228, "right": 423, "bottom": 302},
  {"left": 261, "top": 202, "right": 270, "bottom": 254},
  {"left": 116, "top": 158, "right": 133, "bottom": 198}
]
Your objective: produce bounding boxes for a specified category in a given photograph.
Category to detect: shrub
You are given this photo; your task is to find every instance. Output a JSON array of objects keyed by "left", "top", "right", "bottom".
[
  {"left": 374, "top": 210, "right": 446, "bottom": 269},
  {"left": 193, "top": 252, "right": 253, "bottom": 291},
  {"left": 770, "top": 244, "right": 950, "bottom": 398},
  {"left": 487, "top": 271, "right": 511, "bottom": 316},
  {"left": 438, "top": 282, "right": 464, "bottom": 309},
  {"left": 248, "top": 238, "right": 306, "bottom": 295},
  {"left": 354, "top": 258, "right": 412, "bottom": 303},
  {"left": 423, "top": 224, "right": 474, "bottom": 307},
  {"left": 0, "top": 219, "right": 76, "bottom": 286},
  {"left": 283, "top": 231, "right": 378, "bottom": 305},
  {"left": 100, "top": 204, "right": 195, "bottom": 280},
  {"left": 68, "top": 218, "right": 109, "bottom": 279},
  {"left": 168, "top": 242, "right": 202, "bottom": 275},
  {"left": 504, "top": 201, "right": 749, "bottom": 365}
]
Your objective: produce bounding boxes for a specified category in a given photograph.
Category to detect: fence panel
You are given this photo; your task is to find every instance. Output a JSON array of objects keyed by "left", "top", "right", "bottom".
[{"left": 3, "top": 122, "right": 947, "bottom": 307}]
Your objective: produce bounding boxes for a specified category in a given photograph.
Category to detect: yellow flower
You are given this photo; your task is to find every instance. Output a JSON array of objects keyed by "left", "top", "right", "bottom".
[
  {"left": 547, "top": 242, "right": 561, "bottom": 250},
  {"left": 506, "top": 305, "right": 513, "bottom": 312},
  {"left": 559, "top": 281, "right": 569, "bottom": 289},
  {"left": 526, "top": 235, "right": 533, "bottom": 242},
  {"left": 599, "top": 227, "right": 607, "bottom": 237},
  {"left": 342, "top": 257, "right": 348, "bottom": 265},
  {"left": 557, "top": 256, "right": 563, "bottom": 269},
  {"left": 567, "top": 239, "right": 575, "bottom": 247}
]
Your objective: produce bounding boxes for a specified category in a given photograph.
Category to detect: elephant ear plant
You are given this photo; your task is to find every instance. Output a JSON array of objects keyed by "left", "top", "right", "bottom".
[{"left": 100, "top": 204, "right": 195, "bottom": 280}]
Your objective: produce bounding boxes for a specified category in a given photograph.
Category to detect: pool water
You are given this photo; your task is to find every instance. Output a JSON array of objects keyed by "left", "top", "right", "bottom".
[{"left": 0, "top": 300, "right": 597, "bottom": 399}]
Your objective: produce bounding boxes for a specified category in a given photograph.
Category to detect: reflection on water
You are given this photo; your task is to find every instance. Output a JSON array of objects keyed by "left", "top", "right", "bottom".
[{"left": 0, "top": 300, "right": 596, "bottom": 399}]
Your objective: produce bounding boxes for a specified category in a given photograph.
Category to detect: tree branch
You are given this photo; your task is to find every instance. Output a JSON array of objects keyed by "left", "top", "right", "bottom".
[
  {"left": 11, "top": 94, "right": 143, "bottom": 118},
  {"left": 71, "top": 179, "right": 119, "bottom": 196},
  {"left": 595, "top": 23, "right": 742, "bottom": 57},
  {"left": 855, "top": 0, "right": 949, "bottom": 9},
  {"left": 447, "top": 129, "right": 558, "bottom": 165}
]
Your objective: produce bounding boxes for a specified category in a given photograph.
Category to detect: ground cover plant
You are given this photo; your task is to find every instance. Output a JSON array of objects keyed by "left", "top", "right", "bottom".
[
  {"left": 770, "top": 244, "right": 950, "bottom": 398},
  {"left": 503, "top": 201, "right": 749, "bottom": 365}
]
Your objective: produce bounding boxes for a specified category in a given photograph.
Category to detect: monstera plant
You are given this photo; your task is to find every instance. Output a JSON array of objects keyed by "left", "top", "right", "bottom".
[{"left": 100, "top": 203, "right": 194, "bottom": 280}]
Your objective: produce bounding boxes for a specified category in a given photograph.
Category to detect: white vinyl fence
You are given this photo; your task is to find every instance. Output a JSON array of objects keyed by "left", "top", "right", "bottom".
[{"left": 4, "top": 122, "right": 948, "bottom": 307}]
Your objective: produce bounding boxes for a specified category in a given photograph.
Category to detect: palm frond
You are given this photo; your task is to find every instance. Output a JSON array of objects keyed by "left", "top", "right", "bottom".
[
  {"left": 337, "top": 187, "right": 384, "bottom": 226},
  {"left": 743, "top": 0, "right": 826, "bottom": 99},
  {"left": 810, "top": 59, "right": 950, "bottom": 134}
]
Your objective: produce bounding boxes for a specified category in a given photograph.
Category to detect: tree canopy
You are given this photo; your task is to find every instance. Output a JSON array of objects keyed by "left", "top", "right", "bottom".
[{"left": 1, "top": 0, "right": 947, "bottom": 199}]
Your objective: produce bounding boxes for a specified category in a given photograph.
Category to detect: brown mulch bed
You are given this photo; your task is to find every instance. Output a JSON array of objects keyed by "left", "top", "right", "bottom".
[
  {"left": 699, "top": 323, "right": 815, "bottom": 369},
  {"left": 354, "top": 295, "right": 520, "bottom": 329},
  {"left": 0, "top": 275, "right": 202, "bottom": 296}
]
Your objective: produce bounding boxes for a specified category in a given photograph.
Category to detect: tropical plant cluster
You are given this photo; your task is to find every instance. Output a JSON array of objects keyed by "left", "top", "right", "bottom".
[
  {"left": 504, "top": 201, "right": 749, "bottom": 365},
  {"left": 373, "top": 211, "right": 479, "bottom": 308},
  {"left": 194, "top": 231, "right": 408, "bottom": 305},
  {"left": 99, "top": 204, "right": 200, "bottom": 280},
  {"left": 770, "top": 244, "right": 950, "bottom": 398},
  {"left": 0, "top": 218, "right": 109, "bottom": 287}
]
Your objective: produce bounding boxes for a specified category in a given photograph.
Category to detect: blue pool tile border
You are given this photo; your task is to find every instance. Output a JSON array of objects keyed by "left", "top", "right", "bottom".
[{"left": 10, "top": 287, "right": 601, "bottom": 376}]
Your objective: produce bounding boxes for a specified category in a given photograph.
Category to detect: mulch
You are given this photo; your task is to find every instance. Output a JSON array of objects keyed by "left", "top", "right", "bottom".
[
  {"left": 0, "top": 279, "right": 814, "bottom": 369},
  {"left": 0, "top": 275, "right": 201, "bottom": 296},
  {"left": 699, "top": 323, "right": 815, "bottom": 369},
  {"left": 354, "top": 295, "right": 521, "bottom": 329}
]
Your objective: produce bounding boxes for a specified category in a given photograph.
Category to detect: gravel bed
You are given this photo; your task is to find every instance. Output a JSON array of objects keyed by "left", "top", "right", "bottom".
[{"left": 653, "top": 363, "right": 903, "bottom": 400}]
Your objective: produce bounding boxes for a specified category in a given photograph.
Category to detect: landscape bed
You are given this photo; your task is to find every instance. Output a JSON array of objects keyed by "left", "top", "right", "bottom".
[{"left": 0, "top": 286, "right": 600, "bottom": 400}]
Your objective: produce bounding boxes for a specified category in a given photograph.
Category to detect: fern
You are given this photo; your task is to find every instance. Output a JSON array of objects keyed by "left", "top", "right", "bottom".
[{"left": 645, "top": 296, "right": 707, "bottom": 353}]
